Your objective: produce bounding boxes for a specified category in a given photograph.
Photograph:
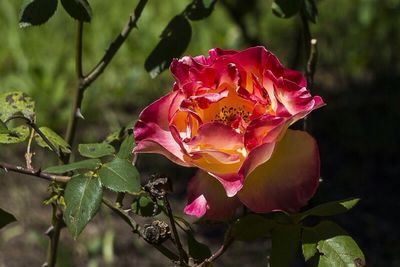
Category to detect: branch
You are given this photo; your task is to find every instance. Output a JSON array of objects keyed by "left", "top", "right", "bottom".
[
  {"left": 102, "top": 198, "right": 180, "bottom": 262},
  {"left": 83, "top": 0, "right": 148, "bottom": 87},
  {"left": 199, "top": 229, "right": 235, "bottom": 265},
  {"left": 0, "top": 161, "right": 70, "bottom": 183},
  {"left": 163, "top": 195, "right": 188, "bottom": 265}
]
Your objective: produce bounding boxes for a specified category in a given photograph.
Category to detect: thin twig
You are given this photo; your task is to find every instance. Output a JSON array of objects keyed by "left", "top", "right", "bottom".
[
  {"left": 83, "top": 0, "right": 148, "bottom": 87},
  {"left": 42, "top": 207, "right": 64, "bottom": 267},
  {"left": 300, "top": 7, "right": 318, "bottom": 131},
  {"left": 200, "top": 229, "right": 235, "bottom": 265},
  {"left": 0, "top": 161, "right": 70, "bottom": 183},
  {"left": 6, "top": 115, "right": 61, "bottom": 159},
  {"left": 102, "top": 198, "right": 180, "bottom": 262},
  {"left": 163, "top": 195, "right": 188, "bottom": 265}
]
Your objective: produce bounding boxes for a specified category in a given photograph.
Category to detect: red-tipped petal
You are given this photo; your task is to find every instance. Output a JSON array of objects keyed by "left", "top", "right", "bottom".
[
  {"left": 238, "top": 130, "right": 320, "bottom": 213},
  {"left": 134, "top": 91, "right": 190, "bottom": 167},
  {"left": 184, "top": 170, "right": 240, "bottom": 220}
]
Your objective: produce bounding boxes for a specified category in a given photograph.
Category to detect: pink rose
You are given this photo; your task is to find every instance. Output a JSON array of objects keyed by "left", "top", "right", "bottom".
[{"left": 134, "top": 46, "right": 324, "bottom": 219}]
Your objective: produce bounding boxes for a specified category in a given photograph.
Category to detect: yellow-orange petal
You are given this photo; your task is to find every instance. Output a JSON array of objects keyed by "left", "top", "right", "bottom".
[{"left": 238, "top": 130, "right": 320, "bottom": 213}]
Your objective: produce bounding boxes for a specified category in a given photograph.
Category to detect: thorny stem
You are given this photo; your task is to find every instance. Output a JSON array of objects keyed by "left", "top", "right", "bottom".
[
  {"left": 65, "top": 0, "right": 148, "bottom": 149},
  {"left": 0, "top": 161, "right": 70, "bottom": 183},
  {"left": 300, "top": 7, "right": 318, "bottom": 131},
  {"left": 43, "top": 208, "right": 64, "bottom": 267},
  {"left": 102, "top": 198, "right": 180, "bottom": 262},
  {"left": 163, "top": 195, "right": 189, "bottom": 265}
]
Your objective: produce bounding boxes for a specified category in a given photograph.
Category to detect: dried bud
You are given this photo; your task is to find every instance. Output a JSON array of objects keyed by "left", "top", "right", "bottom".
[
  {"left": 144, "top": 174, "right": 173, "bottom": 199},
  {"left": 142, "top": 220, "right": 171, "bottom": 244}
]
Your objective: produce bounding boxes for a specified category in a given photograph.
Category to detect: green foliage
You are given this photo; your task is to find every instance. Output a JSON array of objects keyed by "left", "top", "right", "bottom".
[
  {"left": 0, "top": 91, "right": 35, "bottom": 122},
  {"left": 34, "top": 126, "right": 71, "bottom": 153},
  {"left": 0, "top": 208, "right": 17, "bottom": 229},
  {"left": 272, "top": 0, "right": 302, "bottom": 18},
  {"left": 0, "top": 125, "right": 30, "bottom": 144},
  {"left": 187, "top": 233, "right": 211, "bottom": 262},
  {"left": 297, "top": 198, "right": 360, "bottom": 221},
  {"left": 0, "top": 120, "right": 10, "bottom": 134},
  {"left": 131, "top": 196, "right": 161, "bottom": 217},
  {"left": 97, "top": 157, "right": 141, "bottom": 193},
  {"left": 78, "top": 143, "right": 115, "bottom": 158},
  {"left": 116, "top": 134, "right": 135, "bottom": 160},
  {"left": 19, "top": 0, "right": 58, "bottom": 28},
  {"left": 270, "top": 224, "right": 301, "bottom": 267},
  {"left": 44, "top": 159, "right": 101, "bottom": 173},
  {"left": 145, "top": 15, "right": 192, "bottom": 78},
  {"left": 64, "top": 174, "right": 103, "bottom": 239},
  {"left": 60, "top": 0, "right": 92, "bottom": 22},
  {"left": 302, "top": 221, "right": 365, "bottom": 266},
  {"left": 232, "top": 214, "right": 276, "bottom": 241},
  {"left": 184, "top": 0, "right": 217, "bottom": 21}
]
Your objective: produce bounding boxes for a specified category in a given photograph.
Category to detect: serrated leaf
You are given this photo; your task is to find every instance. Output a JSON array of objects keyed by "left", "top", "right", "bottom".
[
  {"left": 117, "top": 134, "right": 135, "bottom": 160},
  {"left": 64, "top": 174, "right": 102, "bottom": 238},
  {"left": 0, "top": 125, "right": 30, "bottom": 144},
  {"left": 272, "top": 0, "right": 302, "bottom": 18},
  {"left": 304, "top": 0, "right": 318, "bottom": 23},
  {"left": 145, "top": 15, "right": 192, "bottom": 78},
  {"left": 78, "top": 143, "right": 115, "bottom": 158},
  {"left": 302, "top": 227, "right": 319, "bottom": 261},
  {"left": 34, "top": 126, "right": 71, "bottom": 154},
  {"left": 0, "top": 91, "right": 35, "bottom": 121},
  {"left": 302, "top": 221, "right": 365, "bottom": 266},
  {"left": 184, "top": 0, "right": 216, "bottom": 21},
  {"left": 0, "top": 208, "right": 17, "bottom": 229},
  {"left": 131, "top": 196, "right": 161, "bottom": 217},
  {"left": 270, "top": 224, "right": 301, "bottom": 267},
  {"left": 188, "top": 233, "right": 211, "bottom": 262},
  {"left": 299, "top": 198, "right": 360, "bottom": 221},
  {"left": 19, "top": 0, "right": 58, "bottom": 27},
  {"left": 60, "top": 0, "right": 92, "bottom": 22},
  {"left": 232, "top": 214, "right": 276, "bottom": 241},
  {"left": 0, "top": 120, "right": 10, "bottom": 134},
  {"left": 44, "top": 159, "right": 101, "bottom": 174},
  {"left": 98, "top": 157, "right": 141, "bottom": 193}
]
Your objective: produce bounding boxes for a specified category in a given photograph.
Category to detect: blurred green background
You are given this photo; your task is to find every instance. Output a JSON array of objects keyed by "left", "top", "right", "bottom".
[{"left": 1, "top": 0, "right": 399, "bottom": 266}]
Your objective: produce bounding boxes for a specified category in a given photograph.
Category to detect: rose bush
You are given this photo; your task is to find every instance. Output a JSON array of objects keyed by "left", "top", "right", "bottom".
[{"left": 134, "top": 46, "right": 324, "bottom": 219}]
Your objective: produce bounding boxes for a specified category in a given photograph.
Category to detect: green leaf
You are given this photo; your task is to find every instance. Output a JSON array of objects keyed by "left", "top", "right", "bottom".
[
  {"left": 0, "top": 120, "right": 10, "bottom": 134},
  {"left": 60, "top": 0, "right": 92, "bottom": 22},
  {"left": 131, "top": 196, "right": 161, "bottom": 217},
  {"left": 19, "top": 0, "right": 58, "bottom": 28},
  {"left": 184, "top": 0, "right": 217, "bottom": 21},
  {"left": 0, "top": 91, "right": 35, "bottom": 122},
  {"left": 270, "top": 224, "right": 301, "bottom": 267},
  {"left": 299, "top": 198, "right": 360, "bottom": 221},
  {"left": 145, "top": 15, "right": 192, "bottom": 78},
  {"left": 188, "top": 233, "right": 211, "bottom": 262},
  {"left": 0, "top": 208, "right": 17, "bottom": 229},
  {"left": 44, "top": 159, "right": 101, "bottom": 174},
  {"left": 64, "top": 174, "right": 103, "bottom": 238},
  {"left": 0, "top": 125, "right": 30, "bottom": 144},
  {"left": 232, "top": 214, "right": 276, "bottom": 241},
  {"left": 78, "top": 143, "right": 115, "bottom": 158},
  {"left": 97, "top": 157, "right": 141, "bottom": 193},
  {"left": 34, "top": 127, "right": 71, "bottom": 154},
  {"left": 302, "top": 221, "right": 365, "bottom": 266},
  {"left": 272, "top": 0, "right": 302, "bottom": 18},
  {"left": 117, "top": 134, "right": 135, "bottom": 160}
]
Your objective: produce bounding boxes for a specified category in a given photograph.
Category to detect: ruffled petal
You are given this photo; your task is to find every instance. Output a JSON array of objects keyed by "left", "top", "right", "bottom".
[
  {"left": 134, "top": 91, "right": 191, "bottom": 167},
  {"left": 238, "top": 130, "right": 320, "bottom": 213},
  {"left": 184, "top": 170, "right": 240, "bottom": 220}
]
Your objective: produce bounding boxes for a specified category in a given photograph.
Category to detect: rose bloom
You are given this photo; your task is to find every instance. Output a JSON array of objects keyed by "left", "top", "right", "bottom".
[{"left": 134, "top": 47, "right": 324, "bottom": 220}]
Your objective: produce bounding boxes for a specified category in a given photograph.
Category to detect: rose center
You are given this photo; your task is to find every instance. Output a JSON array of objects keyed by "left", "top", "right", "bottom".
[{"left": 213, "top": 105, "right": 251, "bottom": 125}]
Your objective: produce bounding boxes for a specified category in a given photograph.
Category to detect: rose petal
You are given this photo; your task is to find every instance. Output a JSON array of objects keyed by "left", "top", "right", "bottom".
[
  {"left": 134, "top": 91, "right": 191, "bottom": 167},
  {"left": 208, "top": 172, "right": 244, "bottom": 197},
  {"left": 184, "top": 170, "right": 240, "bottom": 220},
  {"left": 238, "top": 130, "right": 320, "bottom": 213}
]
